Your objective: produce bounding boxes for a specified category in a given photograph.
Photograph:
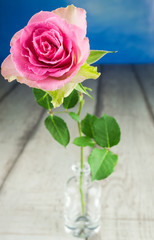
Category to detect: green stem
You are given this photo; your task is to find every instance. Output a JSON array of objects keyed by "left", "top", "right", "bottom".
[{"left": 77, "top": 94, "right": 85, "bottom": 215}]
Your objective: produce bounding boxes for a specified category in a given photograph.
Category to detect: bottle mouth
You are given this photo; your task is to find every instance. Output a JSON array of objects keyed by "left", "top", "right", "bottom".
[{"left": 72, "top": 163, "right": 90, "bottom": 176}]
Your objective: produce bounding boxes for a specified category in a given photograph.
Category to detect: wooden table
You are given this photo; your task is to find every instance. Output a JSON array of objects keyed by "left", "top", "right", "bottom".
[{"left": 0, "top": 65, "right": 154, "bottom": 240}]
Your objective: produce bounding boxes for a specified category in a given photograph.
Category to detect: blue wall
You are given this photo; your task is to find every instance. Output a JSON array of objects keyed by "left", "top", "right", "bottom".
[{"left": 0, "top": 0, "right": 154, "bottom": 63}]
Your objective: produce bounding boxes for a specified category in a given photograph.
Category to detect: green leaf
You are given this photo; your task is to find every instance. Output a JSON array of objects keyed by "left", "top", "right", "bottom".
[
  {"left": 78, "top": 62, "right": 100, "bottom": 80},
  {"left": 33, "top": 88, "right": 53, "bottom": 110},
  {"left": 73, "top": 136, "right": 95, "bottom": 147},
  {"left": 48, "top": 81, "right": 78, "bottom": 108},
  {"left": 93, "top": 114, "right": 121, "bottom": 148},
  {"left": 48, "top": 89, "right": 65, "bottom": 109},
  {"left": 88, "top": 148, "right": 118, "bottom": 180},
  {"left": 75, "top": 83, "right": 93, "bottom": 99},
  {"left": 81, "top": 113, "right": 98, "bottom": 138},
  {"left": 44, "top": 115, "right": 70, "bottom": 147},
  {"left": 69, "top": 112, "right": 80, "bottom": 122},
  {"left": 86, "top": 50, "right": 117, "bottom": 65},
  {"left": 63, "top": 89, "right": 79, "bottom": 109}
]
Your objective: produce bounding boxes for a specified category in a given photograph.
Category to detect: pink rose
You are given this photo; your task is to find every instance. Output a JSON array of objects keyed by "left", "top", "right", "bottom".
[{"left": 1, "top": 5, "right": 90, "bottom": 91}]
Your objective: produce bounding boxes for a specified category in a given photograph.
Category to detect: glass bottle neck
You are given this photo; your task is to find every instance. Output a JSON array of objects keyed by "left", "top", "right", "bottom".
[{"left": 72, "top": 163, "right": 91, "bottom": 184}]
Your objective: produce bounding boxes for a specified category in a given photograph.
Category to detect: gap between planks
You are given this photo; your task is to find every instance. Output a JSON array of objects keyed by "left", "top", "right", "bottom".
[
  {"left": 0, "top": 109, "right": 45, "bottom": 192},
  {"left": 94, "top": 65, "right": 103, "bottom": 117},
  {"left": 97, "top": 64, "right": 154, "bottom": 121},
  {"left": 0, "top": 79, "right": 99, "bottom": 240},
  {"left": 92, "top": 64, "right": 154, "bottom": 240},
  {"left": 0, "top": 83, "right": 18, "bottom": 103},
  {"left": 131, "top": 64, "right": 154, "bottom": 122},
  {"left": 0, "top": 65, "right": 153, "bottom": 240},
  {"left": 0, "top": 70, "right": 101, "bottom": 194},
  {"left": 0, "top": 84, "right": 46, "bottom": 191},
  {"left": 0, "top": 75, "right": 18, "bottom": 102}
]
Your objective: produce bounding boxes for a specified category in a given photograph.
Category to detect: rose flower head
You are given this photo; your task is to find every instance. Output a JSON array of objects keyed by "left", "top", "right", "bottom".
[
  {"left": 1, "top": 5, "right": 90, "bottom": 89},
  {"left": 1, "top": 5, "right": 107, "bottom": 107}
]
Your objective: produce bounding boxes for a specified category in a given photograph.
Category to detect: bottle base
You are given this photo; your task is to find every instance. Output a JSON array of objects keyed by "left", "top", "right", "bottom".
[{"left": 65, "top": 216, "right": 100, "bottom": 238}]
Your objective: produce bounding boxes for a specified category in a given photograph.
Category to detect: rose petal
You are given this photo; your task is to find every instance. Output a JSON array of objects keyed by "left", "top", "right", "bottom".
[
  {"left": 28, "top": 11, "right": 55, "bottom": 25},
  {"left": 11, "top": 39, "right": 47, "bottom": 80},
  {"left": 1, "top": 55, "right": 20, "bottom": 81},
  {"left": 53, "top": 5, "right": 87, "bottom": 37},
  {"left": 37, "top": 77, "right": 70, "bottom": 91},
  {"left": 3, "top": 7, "right": 90, "bottom": 93},
  {"left": 17, "top": 76, "right": 40, "bottom": 88},
  {"left": 77, "top": 37, "right": 90, "bottom": 65},
  {"left": 1, "top": 55, "right": 39, "bottom": 88},
  {"left": 10, "top": 29, "right": 23, "bottom": 47},
  {"left": 38, "top": 46, "right": 65, "bottom": 64},
  {"left": 36, "top": 63, "right": 81, "bottom": 91},
  {"left": 46, "top": 16, "right": 84, "bottom": 63}
]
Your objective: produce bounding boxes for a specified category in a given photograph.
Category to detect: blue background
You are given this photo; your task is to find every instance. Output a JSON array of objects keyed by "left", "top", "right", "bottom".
[{"left": 0, "top": 0, "right": 154, "bottom": 63}]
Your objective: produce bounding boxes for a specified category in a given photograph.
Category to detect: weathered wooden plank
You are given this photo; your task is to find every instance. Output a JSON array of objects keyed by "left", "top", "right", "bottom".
[
  {"left": 0, "top": 74, "right": 17, "bottom": 101},
  {"left": 94, "top": 218, "right": 154, "bottom": 240},
  {"left": 0, "top": 64, "right": 154, "bottom": 240},
  {"left": 133, "top": 64, "right": 154, "bottom": 119},
  {"left": 90, "top": 65, "right": 154, "bottom": 239},
  {"left": 0, "top": 215, "right": 153, "bottom": 240},
  {"left": 0, "top": 80, "right": 98, "bottom": 240},
  {"left": 0, "top": 84, "right": 44, "bottom": 189}
]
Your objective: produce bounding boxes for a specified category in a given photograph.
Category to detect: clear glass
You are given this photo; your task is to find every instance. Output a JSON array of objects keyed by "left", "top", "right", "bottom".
[{"left": 64, "top": 163, "right": 101, "bottom": 238}]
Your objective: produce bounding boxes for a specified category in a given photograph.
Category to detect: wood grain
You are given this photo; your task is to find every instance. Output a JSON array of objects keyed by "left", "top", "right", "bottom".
[
  {"left": 90, "top": 65, "right": 154, "bottom": 239},
  {"left": 0, "top": 75, "right": 17, "bottom": 101},
  {"left": 133, "top": 64, "right": 154, "bottom": 119},
  {"left": 0, "top": 84, "right": 44, "bottom": 189},
  {"left": 0, "top": 65, "right": 154, "bottom": 240},
  {"left": 0, "top": 80, "right": 98, "bottom": 240}
]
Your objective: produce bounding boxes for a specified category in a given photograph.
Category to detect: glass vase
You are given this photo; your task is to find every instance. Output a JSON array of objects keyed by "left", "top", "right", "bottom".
[{"left": 64, "top": 163, "right": 101, "bottom": 238}]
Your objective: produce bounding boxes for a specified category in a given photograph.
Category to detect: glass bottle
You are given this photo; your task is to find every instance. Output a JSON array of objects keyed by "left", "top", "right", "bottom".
[{"left": 64, "top": 163, "right": 101, "bottom": 238}]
